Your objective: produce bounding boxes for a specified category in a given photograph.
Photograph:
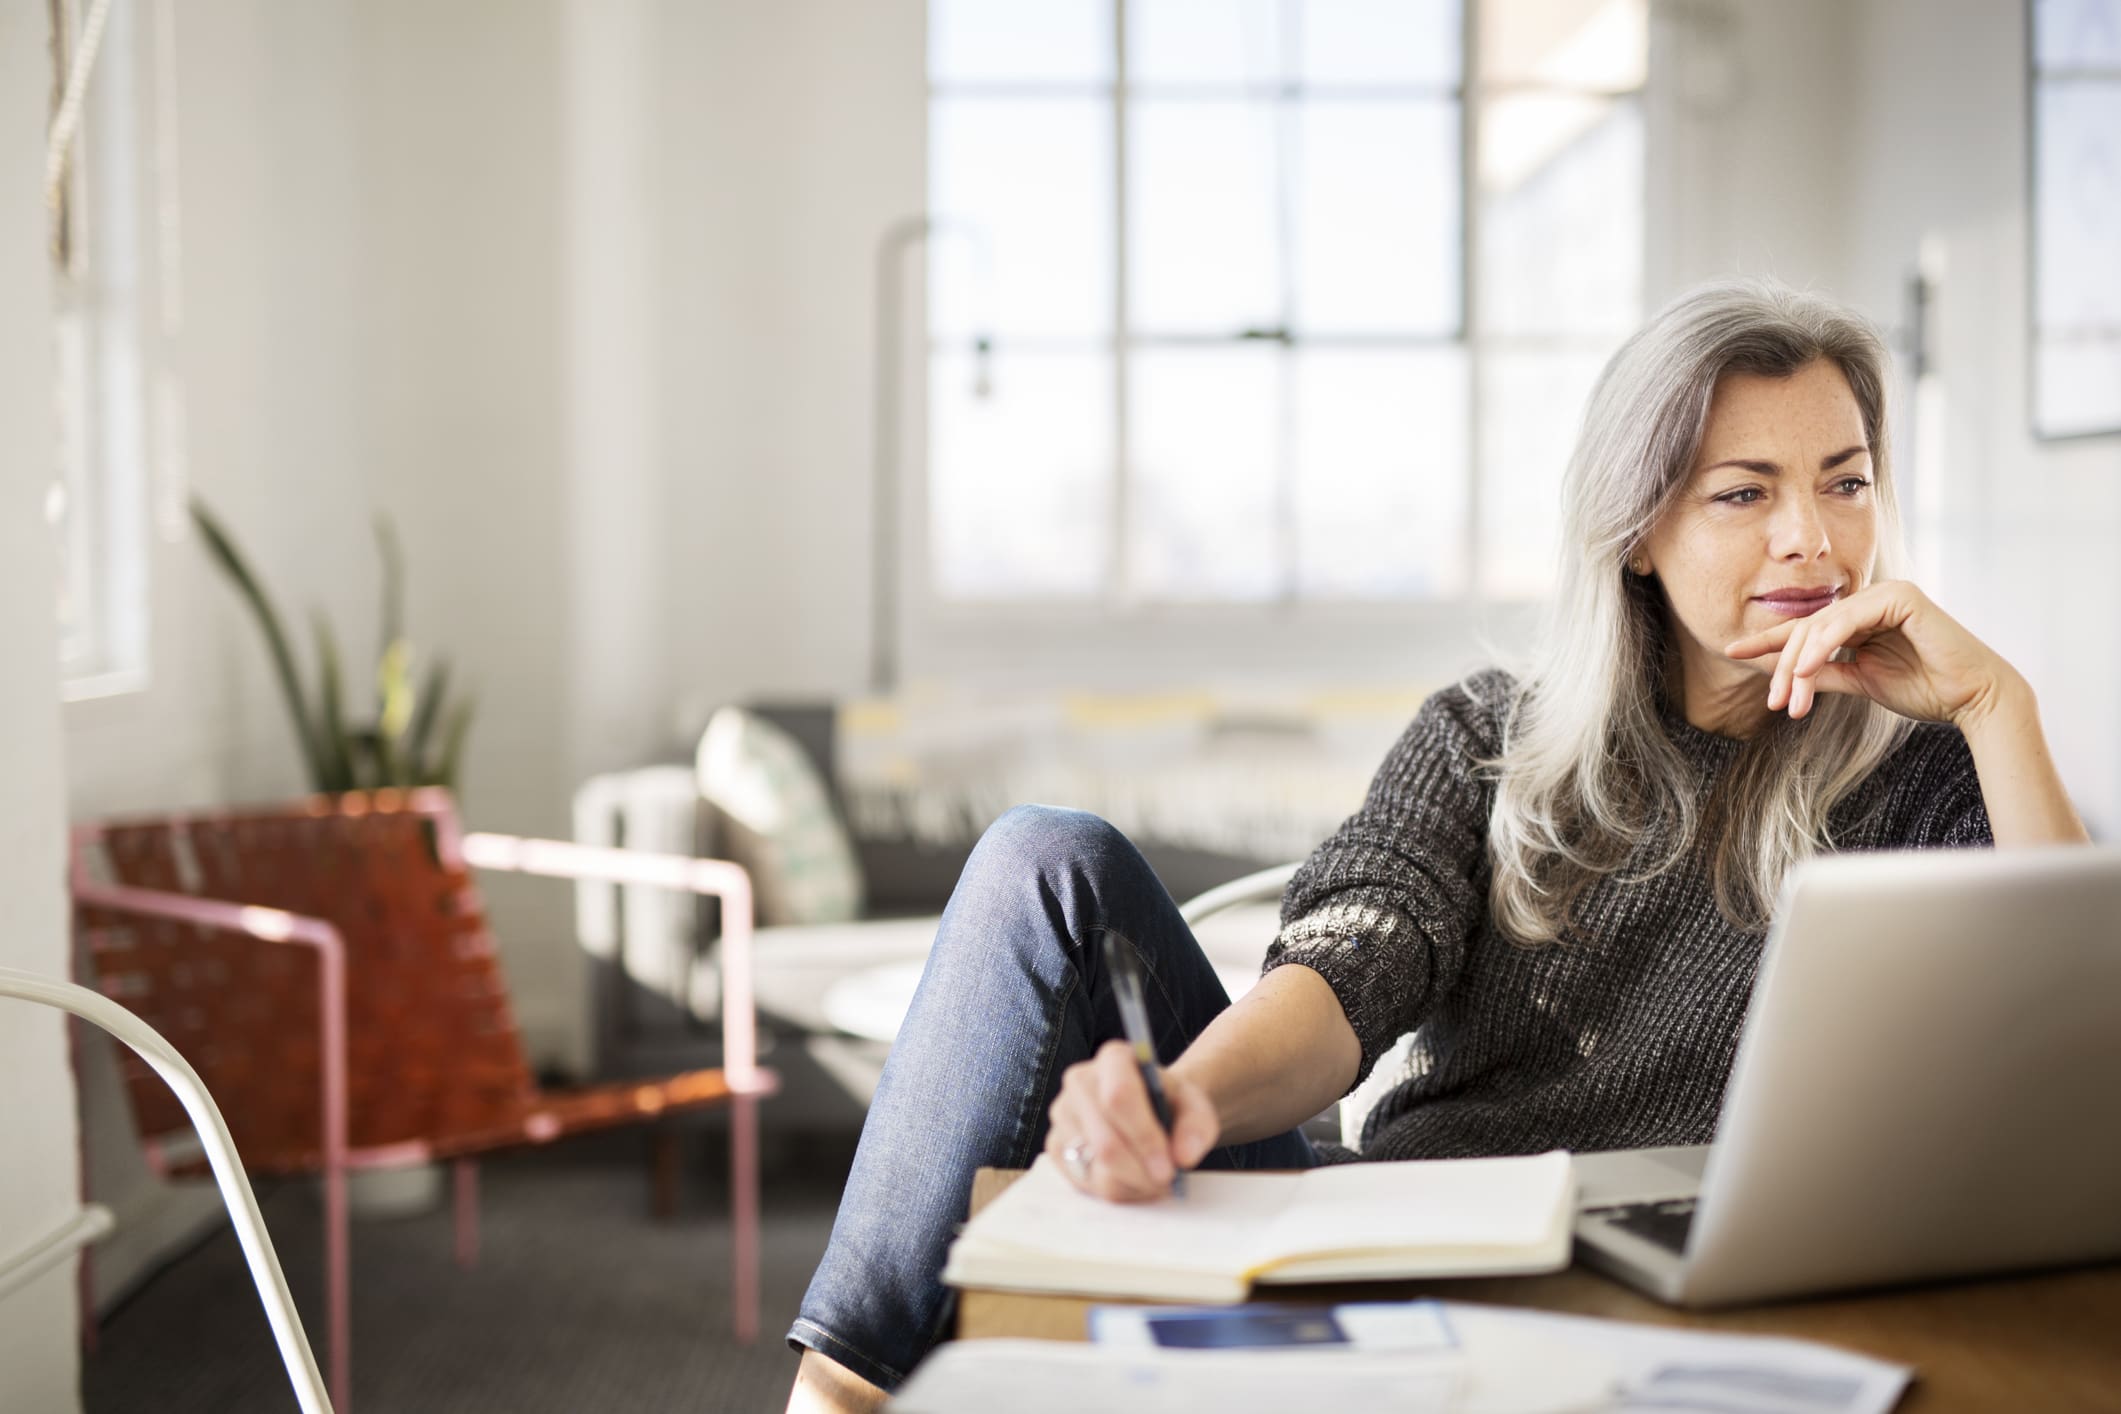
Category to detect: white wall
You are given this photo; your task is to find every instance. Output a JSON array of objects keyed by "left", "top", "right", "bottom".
[
  {"left": 347, "top": 0, "right": 581, "bottom": 1060},
  {"left": 656, "top": 0, "right": 928, "bottom": 714},
  {"left": 1646, "top": 0, "right": 1857, "bottom": 300},
  {"left": 562, "top": 0, "right": 675, "bottom": 780},
  {"left": 1, "top": 1, "right": 85, "bottom": 1406},
  {"left": 1843, "top": 0, "right": 2121, "bottom": 838}
]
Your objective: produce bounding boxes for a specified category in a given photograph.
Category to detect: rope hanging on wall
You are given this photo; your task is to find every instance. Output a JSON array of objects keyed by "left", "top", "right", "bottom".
[{"left": 45, "top": 0, "right": 116, "bottom": 264}]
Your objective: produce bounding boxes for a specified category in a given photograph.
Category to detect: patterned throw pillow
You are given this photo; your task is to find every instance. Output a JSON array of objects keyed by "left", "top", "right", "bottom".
[{"left": 696, "top": 706, "right": 866, "bottom": 928}]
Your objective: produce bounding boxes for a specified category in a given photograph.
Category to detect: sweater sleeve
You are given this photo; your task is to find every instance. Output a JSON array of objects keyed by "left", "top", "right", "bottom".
[
  {"left": 1260, "top": 669, "right": 1507, "bottom": 1089},
  {"left": 1898, "top": 723, "right": 1994, "bottom": 848}
]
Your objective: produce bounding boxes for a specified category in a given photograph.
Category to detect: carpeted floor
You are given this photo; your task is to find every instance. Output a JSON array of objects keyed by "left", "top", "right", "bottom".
[{"left": 82, "top": 1130, "right": 855, "bottom": 1414}]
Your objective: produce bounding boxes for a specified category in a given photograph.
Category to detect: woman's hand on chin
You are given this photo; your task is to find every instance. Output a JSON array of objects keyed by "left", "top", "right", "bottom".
[{"left": 1722, "top": 579, "right": 2026, "bottom": 731}]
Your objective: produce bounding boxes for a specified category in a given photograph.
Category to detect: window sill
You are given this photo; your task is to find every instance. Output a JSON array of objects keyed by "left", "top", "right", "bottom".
[{"left": 62, "top": 668, "right": 150, "bottom": 704}]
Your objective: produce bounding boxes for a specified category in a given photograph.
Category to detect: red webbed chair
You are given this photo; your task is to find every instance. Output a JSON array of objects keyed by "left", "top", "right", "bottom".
[{"left": 70, "top": 787, "right": 777, "bottom": 1412}]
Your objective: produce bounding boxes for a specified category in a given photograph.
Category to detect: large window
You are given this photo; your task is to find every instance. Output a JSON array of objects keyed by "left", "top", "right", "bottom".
[{"left": 925, "top": 0, "right": 1645, "bottom": 609}]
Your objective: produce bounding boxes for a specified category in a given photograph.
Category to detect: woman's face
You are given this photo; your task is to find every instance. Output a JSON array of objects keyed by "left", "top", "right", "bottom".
[{"left": 1637, "top": 358, "right": 1879, "bottom": 721}]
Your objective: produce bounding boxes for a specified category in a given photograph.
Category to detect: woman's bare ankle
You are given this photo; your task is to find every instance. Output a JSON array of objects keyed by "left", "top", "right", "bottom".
[{"left": 786, "top": 1349, "right": 889, "bottom": 1414}]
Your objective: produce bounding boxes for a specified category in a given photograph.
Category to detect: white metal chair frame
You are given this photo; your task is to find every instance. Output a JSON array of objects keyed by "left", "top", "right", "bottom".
[
  {"left": 1177, "top": 863, "right": 1417, "bottom": 1151},
  {"left": 0, "top": 965, "right": 335, "bottom": 1414}
]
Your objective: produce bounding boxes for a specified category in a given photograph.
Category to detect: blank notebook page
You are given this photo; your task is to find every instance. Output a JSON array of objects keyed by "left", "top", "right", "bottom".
[
  {"left": 964, "top": 1150, "right": 1571, "bottom": 1274},
  {"left": 966, "top": 1159, "right": 1308, "bottom": 1273},
  {"left": 1257, "top": 1151, "right": 1574, "bottom": 1263}
]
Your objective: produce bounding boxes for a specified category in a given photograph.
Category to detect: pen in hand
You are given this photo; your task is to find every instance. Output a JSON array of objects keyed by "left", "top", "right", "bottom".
[{"left": 1101, "top": 930, "right": 1187, "bottom": 1199}]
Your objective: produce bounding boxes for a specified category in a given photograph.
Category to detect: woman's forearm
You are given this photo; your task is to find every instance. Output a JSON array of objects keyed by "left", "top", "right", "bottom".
[
  {"left": 1961, "top": 673, "right": 2090, "bottom": 847},
  {"left": 1167, "top": 963, "right": 1362, "bottom": 1146}
]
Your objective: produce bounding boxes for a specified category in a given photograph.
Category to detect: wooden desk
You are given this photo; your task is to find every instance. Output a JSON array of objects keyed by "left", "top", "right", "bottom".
[{"left": 956, "top": 1169, "right": 2121, "bottom": 1412}]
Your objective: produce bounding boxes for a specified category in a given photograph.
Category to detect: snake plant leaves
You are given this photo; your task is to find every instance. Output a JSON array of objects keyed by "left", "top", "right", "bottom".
[
  {"left": 190, "top": 498, "right": 326, "bottom": 788},
  {"left": 312, "top": 611, "right": 357, "bottom": 793},
  {"left": 193, "top": 495, "right": 476, "bottom": 798},
  {"left": 435, "top": 697, "right": 475, "bottom": 795}
]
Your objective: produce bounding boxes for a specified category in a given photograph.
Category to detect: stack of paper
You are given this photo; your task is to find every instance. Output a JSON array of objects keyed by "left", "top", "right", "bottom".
[{"left": 892, "top": 1301, "right": 1913, "bottom": 1413}]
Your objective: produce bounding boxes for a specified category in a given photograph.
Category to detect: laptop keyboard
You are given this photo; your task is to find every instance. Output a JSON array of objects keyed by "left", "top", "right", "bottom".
[{"left": 1585, "top": 1198, "right": 1697, "bottom": 1254}]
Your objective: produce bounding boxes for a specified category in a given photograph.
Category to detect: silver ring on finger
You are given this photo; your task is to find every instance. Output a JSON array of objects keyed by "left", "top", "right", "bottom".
[{"left": 1061, "top": 1138, "right": 1095, "bottom": 1185}]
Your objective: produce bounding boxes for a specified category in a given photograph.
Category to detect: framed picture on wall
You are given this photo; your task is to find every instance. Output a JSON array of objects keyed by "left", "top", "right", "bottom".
[{"left": 2029, "top": 0, "right": 2121, "bottom": 440}]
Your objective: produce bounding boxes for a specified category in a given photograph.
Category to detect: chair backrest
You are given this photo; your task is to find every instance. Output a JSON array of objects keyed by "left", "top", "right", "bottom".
[{"left": 74, "top": 789, "right": 538, "bottom": 1169}]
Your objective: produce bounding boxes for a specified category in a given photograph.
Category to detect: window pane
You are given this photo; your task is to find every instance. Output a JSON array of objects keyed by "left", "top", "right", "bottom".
[
  {"left": 1480, "top": 348, "right": 1606, "bottom": 598},
  {"left": 2035, "top": 335, "right": 2121, "bottom": 438},
  {"left": 1298, "top": 0, "right": 1462, "bottom": 87},
  {"left": 1129, "top": 0, "right": 1281, "bottom": 86},
  {"left": 1480, "top": 94, "right": 1640, "bottom": 336},
  {"left": 1293, "top": 99, "right": 1460, "bottom": 336},
  {"left": 55, "top": 0, "right": 150, "bottom": 690},
  {"left": 1127, "top": 348, "right": 1281, "bottom": 600},
  {"left": 2034, "top": 82, "right": 2121, "bottom": 332},
  {"left": 930, "top": 97, "right": 1113, "bottom": 340},
  {"left": 929, "top": 350, "right": 1113, "bottom": 598},
  {"left": 2034, "top": 0, "right": 2121, "bottom": 72},
  {"left": 54, "top": 314, "right": 95, "bottom": 669},
  {"left": 1481, "top": 0, "right": 1646, "bottom": 89},
  {"left": 1293, "top": 349, "right": 1469, "bottom": 598},
  {"left": 929, "top": 0, "right": 1113, "bottom": 84},
  {"left": 1129, "top": 100, "right": 1282, "bottom": 335}
]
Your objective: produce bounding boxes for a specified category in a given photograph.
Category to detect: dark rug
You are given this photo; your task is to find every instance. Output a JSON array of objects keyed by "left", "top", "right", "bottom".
[{"left": 82, "top": 1129, "right": 854, "bottom": 1414}]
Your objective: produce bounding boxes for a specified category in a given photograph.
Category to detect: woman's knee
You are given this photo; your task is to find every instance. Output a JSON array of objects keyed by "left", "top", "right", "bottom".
[
  {"left": 969, "top": 804, "right": 1136, "bottom": 882},
  {"left": 947, "top": 806, "right": 1159, "bottom": 954}
]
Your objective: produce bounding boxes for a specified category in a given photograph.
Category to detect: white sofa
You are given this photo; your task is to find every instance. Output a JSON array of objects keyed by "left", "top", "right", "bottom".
[{"left": 570, "top": 753, "right": 1294, "bottom": 1133}]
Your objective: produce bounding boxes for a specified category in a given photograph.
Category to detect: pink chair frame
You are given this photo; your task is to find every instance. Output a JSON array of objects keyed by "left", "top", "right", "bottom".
[{"left": 71, "top": 789, "right": 776, "bottom": 1413}]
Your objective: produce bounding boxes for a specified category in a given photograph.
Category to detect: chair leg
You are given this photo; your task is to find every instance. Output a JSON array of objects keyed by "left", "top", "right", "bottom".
[
  {"left": 731, "top": 1094, "right": 759, "bottom": 1344},
  {"left": 452, "top": 1160, "right": 479, "bottom": 1269},
  {"left": 651, "top": 1126, "right": 681, "bottom": 1220},
  {"left": 324, "top": 1157, "right": 351, "bottom": 1413}
]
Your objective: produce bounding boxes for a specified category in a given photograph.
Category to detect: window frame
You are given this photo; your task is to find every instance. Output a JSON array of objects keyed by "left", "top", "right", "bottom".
[
  {"left": 2025, "top": 0, "right": 2121, "bottom": 443},
  {"left": 51, "top": 0, "right": 175, "bottom": 702}
]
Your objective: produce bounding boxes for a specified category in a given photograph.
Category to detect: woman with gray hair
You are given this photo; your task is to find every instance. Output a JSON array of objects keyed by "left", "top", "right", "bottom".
[{"left": 785, "top": 279, "right": 2088, "bottom": 1412}]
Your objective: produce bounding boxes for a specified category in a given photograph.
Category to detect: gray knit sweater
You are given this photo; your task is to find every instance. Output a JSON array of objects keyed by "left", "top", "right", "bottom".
[{"left": 1262, "top": 668, "right": 1993, "bottom": 1162}]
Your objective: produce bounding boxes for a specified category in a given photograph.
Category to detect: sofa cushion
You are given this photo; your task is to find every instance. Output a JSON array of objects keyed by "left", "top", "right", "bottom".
[
  {"left": 697, "top": 706, "right": 866, "bottom": 928},
  {"left": 745, "top": 915, "right": 943, "bottom": 1035}
]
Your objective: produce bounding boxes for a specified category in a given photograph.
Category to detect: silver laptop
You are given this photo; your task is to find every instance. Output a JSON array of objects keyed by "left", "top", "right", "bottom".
[{"left": 1573, "top": 845, "right": 2121, "bottom": 1308}]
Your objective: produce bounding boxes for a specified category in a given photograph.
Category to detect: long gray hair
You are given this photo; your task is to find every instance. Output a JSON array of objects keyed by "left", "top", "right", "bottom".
[{"left": 1487, "top": 278, "right": 1913, "bottom": 942}]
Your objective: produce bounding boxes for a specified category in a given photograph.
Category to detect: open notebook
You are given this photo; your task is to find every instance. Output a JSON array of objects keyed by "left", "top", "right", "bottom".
[{"left": 942, "top": 1150, "right": 1575, "bottom": 1303}]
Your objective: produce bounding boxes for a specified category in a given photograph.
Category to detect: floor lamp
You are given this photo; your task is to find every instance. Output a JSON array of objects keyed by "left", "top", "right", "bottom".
[{"left": 871, "top": 215, "right": 995, "bottom": 696}]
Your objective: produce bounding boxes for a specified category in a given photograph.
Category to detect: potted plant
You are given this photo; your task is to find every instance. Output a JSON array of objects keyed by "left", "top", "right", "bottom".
[{"left": 192, "top": 498, "right": 474, "bottom": 796}]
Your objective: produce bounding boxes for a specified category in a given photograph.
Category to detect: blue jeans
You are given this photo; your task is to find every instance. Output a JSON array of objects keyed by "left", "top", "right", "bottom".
[{"left": 786, "top": 805, "right": 1324, "bottom": 1390}]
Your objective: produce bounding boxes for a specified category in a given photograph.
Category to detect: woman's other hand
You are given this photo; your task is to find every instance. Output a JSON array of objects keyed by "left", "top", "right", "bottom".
[
  {"left": 1723, "top": 579, "right": 2023, "bottom": 731},
  {"left": 1044, "top": 1038, "right": 1220, "bottom": 1202}
]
